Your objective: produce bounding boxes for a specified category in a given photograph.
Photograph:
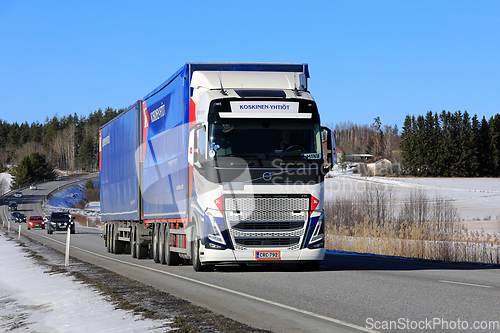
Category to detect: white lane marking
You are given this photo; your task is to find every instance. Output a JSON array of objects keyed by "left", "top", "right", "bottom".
[
  {"left": 439, "top": 280, "right": 493, "bottom": 289},
  {"left": 34, "top": 232, "right": 376, "bottom": 333}
]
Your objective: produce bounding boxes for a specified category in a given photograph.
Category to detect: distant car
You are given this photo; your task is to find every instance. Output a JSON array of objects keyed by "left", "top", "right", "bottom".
[
  {"left": 15, "top": 213, "right": 26, "bottom": 223},
  {"left": 43, "top": 215, "right": 50, "bottom": 224},
  {"left": 8, "top": 201, "right": 18, "bottom": 211},
  {"left": 13, "top": 191, "right": 23, "bottom": 198},
  {"left": 30, "top": 183, "right": 37, "bottom": 190},
  {"left": 11, "top": 211, "right": 22, "bottom": 221},
  {"left": 47, "top": 212, "right": 75, "bottom": 234},
  {"left": 27, "top": 216, "right": 44, "bottom": 230}
]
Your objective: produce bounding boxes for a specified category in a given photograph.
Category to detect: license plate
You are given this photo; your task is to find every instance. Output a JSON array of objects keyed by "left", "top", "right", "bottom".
[{"left": 255, "top": 251, "right": 280, "bottom": 260}]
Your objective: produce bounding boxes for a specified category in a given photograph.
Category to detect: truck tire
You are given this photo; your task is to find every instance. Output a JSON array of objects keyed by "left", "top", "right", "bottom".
[
  {"left": 104, "top": 224, "right": 108, "bottom": 247},
  {"left": 130, "top": 225, "right": 137, "bottom": 258},
  {"left": 192, "top": 238, "right": 214, "bottom": 272},
  {"left": 113, "top": 222, "right": 125, "bottom": 254},
  {"left": 135, "top": 224, "right": 148, "bottom": 259},
  {"left": 152, "top": 223, "right": 160, "bottom": 263},
  {"left": 165, "top": 227, "right": 181, "bottom": 266},
  {"left": 159, "top": 224, "right": 166, "bottom": 264},
  {"left": 107, "top": 224, "right": 112, "bottom": 253},
  {"left": 110, "top": 224, "right": 115, "bottom": 253}
]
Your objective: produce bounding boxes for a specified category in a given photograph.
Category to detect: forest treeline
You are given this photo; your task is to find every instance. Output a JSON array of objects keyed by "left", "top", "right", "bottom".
[
  {"left": 333, "top": 117, "right": 401, "bottom": 161},
  {"left": 0, "top": 107, "right": 124, "bottom": 172},
  {"left": 2, "top": 108, "right": 499, "bottom": 179},
  {"left": 401, "top": 111, "right": 500, "bottom": 177}
]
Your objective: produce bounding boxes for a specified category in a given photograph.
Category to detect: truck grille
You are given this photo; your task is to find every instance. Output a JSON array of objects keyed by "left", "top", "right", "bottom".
[
  {"left": 231, "top": 221, "right": 304, "bottom": 231},
  {"left": 224, "top": 195, "right": 310, "bottom": 249}
]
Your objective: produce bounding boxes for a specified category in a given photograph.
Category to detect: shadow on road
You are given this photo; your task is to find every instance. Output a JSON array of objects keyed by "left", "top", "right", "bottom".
[{"left": 323, "top": 251, "right": 500, "bottom": 272}]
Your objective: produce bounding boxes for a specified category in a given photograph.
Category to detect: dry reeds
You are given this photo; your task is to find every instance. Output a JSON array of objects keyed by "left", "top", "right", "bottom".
[{"left": 325, "top": 185, "right": 500, "bottom": 264}]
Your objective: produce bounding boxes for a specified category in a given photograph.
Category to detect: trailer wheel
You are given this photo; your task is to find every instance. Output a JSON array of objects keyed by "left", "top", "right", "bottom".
[
  {"left": 113, "top": 222, "right": 125, "bottom": 254},
  {"left": 107, "top": 224, "right": 112, "bottom": 252},
  {"left": 159, "top": 224, "right": 166, "bottom": 264},
  {"left": 104, "top": 224, "right": 108, "bottom": 247},
  {"left": 130, "top": 225, "right": 137, "bottom": 258},
  {"left": 152, "top": 223, "right": 160, "bottom": 263},
  {"left": 135, "top": 225, "right": 148, "bottom": 259}
]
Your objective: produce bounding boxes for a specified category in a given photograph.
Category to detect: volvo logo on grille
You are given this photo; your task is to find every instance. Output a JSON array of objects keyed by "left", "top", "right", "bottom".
[{"left": 262, "top": 172, "right": 273, "bottom": 182}]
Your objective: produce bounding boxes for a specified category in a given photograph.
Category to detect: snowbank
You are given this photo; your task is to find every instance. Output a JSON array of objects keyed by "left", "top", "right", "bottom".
[
  {"left": 0, "top": 232, "right": 170, "bottom": 332},
  {"left": 0, "top": 172, "right": 13, "bottom": 195}
]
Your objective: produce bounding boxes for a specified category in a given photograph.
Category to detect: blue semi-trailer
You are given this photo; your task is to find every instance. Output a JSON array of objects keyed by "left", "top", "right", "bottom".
[{"left": 100, "top": 63, "right": 336, "bottom": 271}]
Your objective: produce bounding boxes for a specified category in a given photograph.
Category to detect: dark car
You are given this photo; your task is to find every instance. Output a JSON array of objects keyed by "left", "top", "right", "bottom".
[
  {"left": 8, "top": 201, "right": 17, "bottom": 211},
  {"left": 47, "top": 212, "right": 75, "bottom": 234},
  {"left": 11, "top": 211, "right": 22, "bottom": 221},
  {"left": 15, "top": 213, "right": 26, "bottom": 223}
]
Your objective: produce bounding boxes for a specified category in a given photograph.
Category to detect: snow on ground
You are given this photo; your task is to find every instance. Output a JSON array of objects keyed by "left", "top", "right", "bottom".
[
  {"left": 326, "top": 170, "right": 500, "bottom": 233},
  {"left": 45, "top": 183, "right": 101, "bottom": 222},
  {"left": 0, "top": 172, "right": 13, "bottom": 195},
  {"left": 0, "top": 232, "right": 171, "bottom": 332}
]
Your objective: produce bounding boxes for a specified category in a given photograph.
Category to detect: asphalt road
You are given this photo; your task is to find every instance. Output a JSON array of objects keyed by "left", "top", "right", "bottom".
[{"left": 2, "top": 176, "right": 500, "bottom": 333}]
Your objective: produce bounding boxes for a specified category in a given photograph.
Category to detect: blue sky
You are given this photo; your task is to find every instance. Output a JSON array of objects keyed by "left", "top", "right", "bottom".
[{"left": 1, "top": 1, "right": 499, "bottom": 131}]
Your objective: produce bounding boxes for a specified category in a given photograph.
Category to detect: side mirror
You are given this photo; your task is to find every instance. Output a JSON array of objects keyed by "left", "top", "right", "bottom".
[{"left": 321, "top": 127, "right": 337, "bottom": 173}]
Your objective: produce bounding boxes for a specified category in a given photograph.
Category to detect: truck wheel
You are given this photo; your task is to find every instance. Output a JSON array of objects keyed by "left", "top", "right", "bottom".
[
  {"left": 152, "top": 223, "right": 160, "bottom": 263},
  {"left": 130, "top": 225, "right": 137, "bottom": 258},
  {"left": 135, "top": 224, "right": 148, "bottom": 259},
  {"left": 111, "top": 225, "right": 115, "bottom": 253},
  {"left": 137, "top": 243, "right": 148, "bottom": 259},
  {"left": 104, "top": 224, "right": 108, "bottom": 247},
  {"left": 159, "top": 224, "right": 166, "bottom": 264},
  {"left": 107, "top": 224, "right": 112, "bottom": 253},
  {"left": 165, "top": 227, "right": 181, "bottom": 266},
  {"left": 192, "top": 239, "right": 202, "bottom": 271},
  {"left": 192, "top": 238, "right": 214, "bottom": 272},
  {"left": 113, "top": 223, "right": 124, "bottom": 254}
]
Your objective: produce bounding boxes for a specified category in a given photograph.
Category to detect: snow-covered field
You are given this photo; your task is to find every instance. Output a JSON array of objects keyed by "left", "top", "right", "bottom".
[
  {"left": 0, "top": 232, "right": 170, "bottom": 332},
  {"left": 327, "top": 170, "right": 500, "bottom": 233}
]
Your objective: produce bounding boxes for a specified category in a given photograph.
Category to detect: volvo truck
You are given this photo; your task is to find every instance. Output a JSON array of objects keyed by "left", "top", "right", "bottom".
[{"left": 100, "top": 63, "right": 336, "bottom": 271}]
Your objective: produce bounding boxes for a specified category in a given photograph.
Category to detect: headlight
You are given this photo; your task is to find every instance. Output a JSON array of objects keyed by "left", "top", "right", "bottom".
[
  {"left": 310, "top": 212, "right": 325, "bottom": 244},
  {"left": 206, "top": 212, "right": 226, "bottom": 245}
]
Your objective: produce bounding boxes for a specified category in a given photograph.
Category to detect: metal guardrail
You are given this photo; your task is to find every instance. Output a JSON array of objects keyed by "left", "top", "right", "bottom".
[{"left": 1, "top": 172, "right": 98, "bottom": 210}]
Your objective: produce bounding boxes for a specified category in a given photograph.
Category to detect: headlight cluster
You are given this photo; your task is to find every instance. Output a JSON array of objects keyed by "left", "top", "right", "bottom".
[
  {"left": 309, "top": 212, "right": 325, "bottom": 249},
  {"left": 206, "top": 212, "right": 226, "bottom": 246}
]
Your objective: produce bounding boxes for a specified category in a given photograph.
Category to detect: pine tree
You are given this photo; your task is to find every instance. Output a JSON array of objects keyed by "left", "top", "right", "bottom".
[
  {"left": 479, "top": 116, "right": 492, "bottom": 175},
  {"left": 12, "top": 152, "right": 55, "bottom": 188},
  {"left": 400, "top": 115, "right": 416, "bottom": 174},
  {"left": 469, "top": 114, "right": 481, "bottom": 176},
  {"left": 490, "top": 114, "right": 500, "bottom": 176}
]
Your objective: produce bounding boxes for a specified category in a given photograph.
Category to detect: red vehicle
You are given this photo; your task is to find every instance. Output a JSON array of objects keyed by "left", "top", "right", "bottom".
[{"left": 27, "top": 216, "right": 45, "bottom": 230}]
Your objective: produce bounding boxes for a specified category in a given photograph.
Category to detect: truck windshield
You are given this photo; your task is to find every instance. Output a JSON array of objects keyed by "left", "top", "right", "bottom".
[{"left": 208, "top": 122, "right": 322, "bottom": 159}]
